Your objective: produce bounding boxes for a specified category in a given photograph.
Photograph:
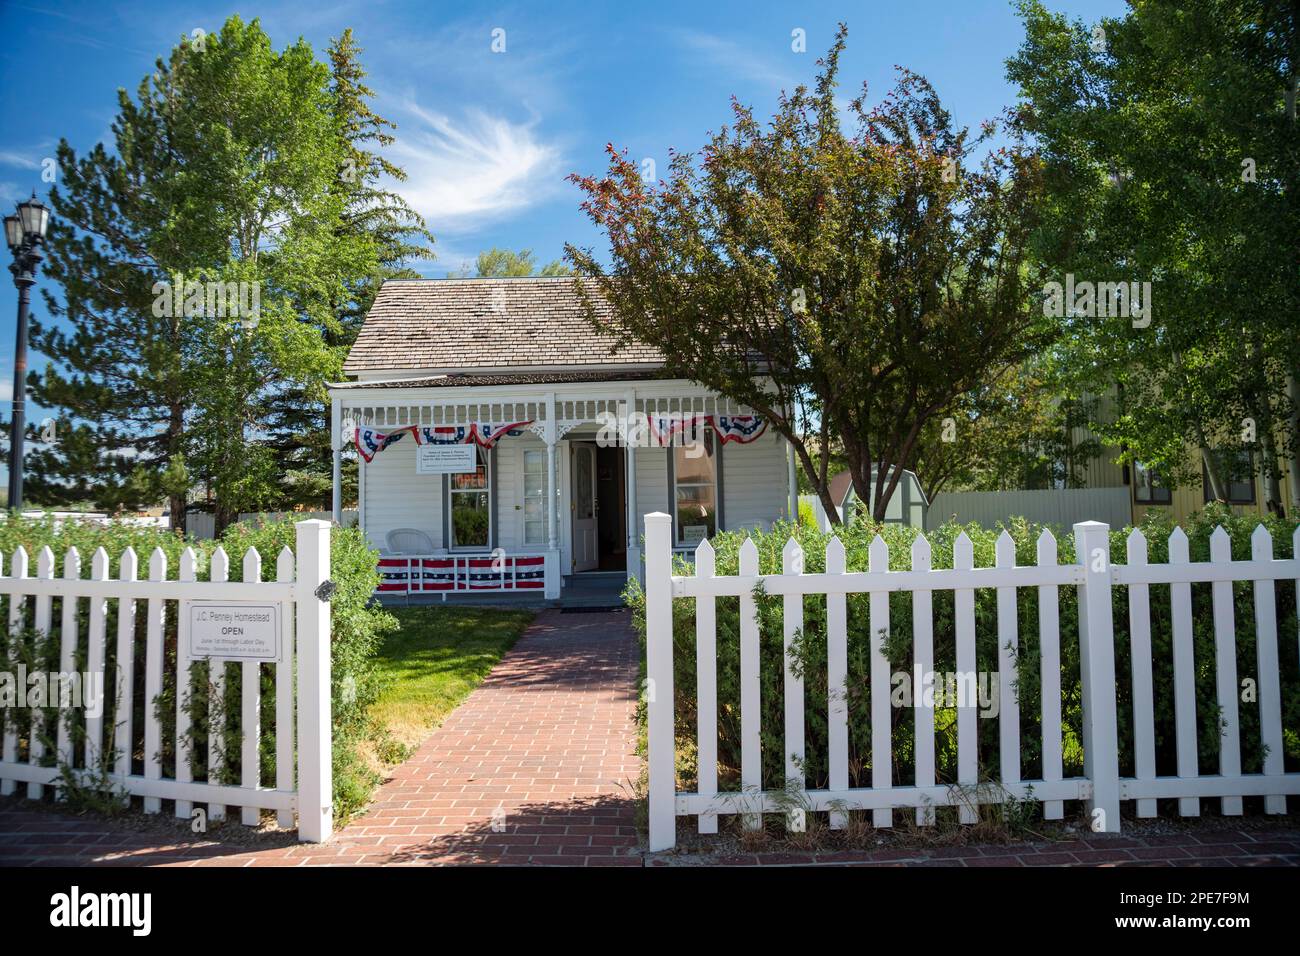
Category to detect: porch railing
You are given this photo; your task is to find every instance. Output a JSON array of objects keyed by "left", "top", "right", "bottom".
[{"left": 377, "top": 551, "right": 555, "bottom": 599}]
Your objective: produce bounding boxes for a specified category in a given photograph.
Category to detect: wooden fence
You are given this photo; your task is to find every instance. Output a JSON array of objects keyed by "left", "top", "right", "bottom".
[
  {"left": 0, "top": 520, "right": 333, "bottom": 842},
  {"left": 644, "top": 513, "right": 1300, "bottom": 850}
]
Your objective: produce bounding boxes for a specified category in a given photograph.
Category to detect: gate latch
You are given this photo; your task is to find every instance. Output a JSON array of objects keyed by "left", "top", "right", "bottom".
[{"left": 314, "top": 579, "right": 337, "bottom": 602}]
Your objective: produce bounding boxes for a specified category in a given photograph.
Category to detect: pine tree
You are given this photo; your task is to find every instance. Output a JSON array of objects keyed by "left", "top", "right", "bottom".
[{"left": 264, "top": 27, "right": 435, "bottom": 511}]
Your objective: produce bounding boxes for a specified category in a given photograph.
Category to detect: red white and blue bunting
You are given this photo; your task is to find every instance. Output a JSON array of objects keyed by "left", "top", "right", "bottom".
[
  {"left": 354, "top": 421, "right": 533, "bottom": 461},
  {"left": 647, "top": 414, "right": 767, "bottom": 447}
]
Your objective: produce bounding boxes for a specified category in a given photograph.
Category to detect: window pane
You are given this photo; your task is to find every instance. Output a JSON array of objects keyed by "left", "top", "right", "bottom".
[
  {"left": 451, "top": 491, "right": 490, "bottom": 548},
  {"left": 675, "top": 433, "right": 716, "bottom": 545},
  {"left": 525, "top": 519, "right": 545, "bottom": 545}
]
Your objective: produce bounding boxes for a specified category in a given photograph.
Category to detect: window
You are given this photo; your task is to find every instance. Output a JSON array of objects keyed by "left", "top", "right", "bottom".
[
  {"left": 1133, "top": 461, "right": 1171, "bottom": 504},
  {"left": 523, "top": 449, "right": 547, "bottom": 546},
  {"left": 673, "top": 431, "right": 717, "bottom": 546},
  {"left": 449, "top": 446, "right": 490, "bottom": 549},
  {"left": 1203, "top": 449, "right": 1255, "bottom": 504}
]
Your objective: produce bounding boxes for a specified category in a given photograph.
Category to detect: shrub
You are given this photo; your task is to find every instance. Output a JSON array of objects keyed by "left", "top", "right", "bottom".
[
  {"left": 626, "top": 504, "right": 1300, "bottom": 806},
  {"left": 0, "top": 514, "right": 396, "bottom": 824}
]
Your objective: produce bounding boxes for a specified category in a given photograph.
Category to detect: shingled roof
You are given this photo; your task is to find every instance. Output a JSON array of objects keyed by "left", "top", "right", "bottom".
[{"left": 342, "top": 277, "right": 663, "bottom": 376}]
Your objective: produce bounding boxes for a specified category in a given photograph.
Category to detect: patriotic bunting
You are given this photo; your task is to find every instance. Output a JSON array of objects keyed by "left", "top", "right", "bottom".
[
  {"left": 646, "top": 414, "right": 767, "bottom": 447},
  {"left": 712, "top": 415, "right": 768, "bottom": 444},
  {"left": 355, "top": 420, "right": 534, "bottom": 459},
  {"left": 355, "top": 424, "right": 415, "bottom": 463}
]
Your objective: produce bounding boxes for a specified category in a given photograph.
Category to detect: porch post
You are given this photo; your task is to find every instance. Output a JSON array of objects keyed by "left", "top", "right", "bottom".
[
  {"left": 330, "top": 397, "right": 343, "bottom": 525},
  {"left": 544, "top": 391, "right": 560, "bottom": 599},
  {"left": 625, "top": 388, "right": 641, "bottom": 585}
]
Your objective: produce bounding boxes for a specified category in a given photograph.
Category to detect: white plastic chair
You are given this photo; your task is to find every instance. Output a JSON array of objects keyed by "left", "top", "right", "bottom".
[{"left": 385, "top": 528, "right": 436, "bottom": 554}]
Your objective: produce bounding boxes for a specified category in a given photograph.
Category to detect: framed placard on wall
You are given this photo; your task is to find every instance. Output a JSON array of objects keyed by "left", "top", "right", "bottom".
[{"left": 416, "top": 443, "right": 477, "bottom": 474}]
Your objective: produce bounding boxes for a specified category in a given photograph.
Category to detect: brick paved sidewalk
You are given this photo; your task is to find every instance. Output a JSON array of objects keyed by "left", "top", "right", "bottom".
[{"left": 0, "top": 608, "right": 643, "bottom": 867}]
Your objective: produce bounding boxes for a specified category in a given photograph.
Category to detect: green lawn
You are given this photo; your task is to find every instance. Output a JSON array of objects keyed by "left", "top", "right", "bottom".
[{"left": 371, "top": 606, "right": 536, "bottom": 751}]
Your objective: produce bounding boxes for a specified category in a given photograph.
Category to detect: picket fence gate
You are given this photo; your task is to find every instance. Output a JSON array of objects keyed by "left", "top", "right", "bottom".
[
  {"left": 0, "top": 519, "right": 333, "bottom": 843},
  {"left": 644, "top": 513, "right": 1300, "bottom": 851}
]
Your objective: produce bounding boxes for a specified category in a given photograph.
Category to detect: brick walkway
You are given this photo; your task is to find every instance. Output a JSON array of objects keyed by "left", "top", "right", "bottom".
[{"left": 0, "top": 608, "right": 642, "bottom": 867}]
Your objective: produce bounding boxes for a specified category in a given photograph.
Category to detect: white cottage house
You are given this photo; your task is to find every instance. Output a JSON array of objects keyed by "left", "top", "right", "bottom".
[{"left": 328, "top": 277, "right": 798, "bottom": 600}]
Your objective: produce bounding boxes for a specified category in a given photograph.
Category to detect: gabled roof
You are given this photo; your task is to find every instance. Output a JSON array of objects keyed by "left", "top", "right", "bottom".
[{"left": 342, "top": 276, "right": 664, "bottom": 375}]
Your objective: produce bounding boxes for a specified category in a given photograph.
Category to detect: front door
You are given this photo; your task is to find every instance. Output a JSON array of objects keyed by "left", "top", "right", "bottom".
[{"left": 571, "top": 442, "right": 598, "bottom": 571}]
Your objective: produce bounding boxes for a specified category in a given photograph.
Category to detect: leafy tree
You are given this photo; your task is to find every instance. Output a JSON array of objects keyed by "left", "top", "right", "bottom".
[
  {"left": 450, "top": 247, "right": 571, "bottom": 278},
  {"left": 263, "top": 27, "right": 435, "bottom": 512},
  {"left": 29, "top": 17, "right": 425, "bottom": 529},
  {"left": 1008, "top": 0, "right": 1300, "bottom": 514},
  {"left": 567, "top": 26, "right": 1049, "bottom": 521}
]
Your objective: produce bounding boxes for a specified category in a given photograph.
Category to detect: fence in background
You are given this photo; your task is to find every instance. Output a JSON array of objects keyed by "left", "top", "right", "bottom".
[
  {"left": 925, "top": 487, "right": 1131, "bottom": 531},
  {"left": 644, "top": 513, "right": 1300, "bottom": 851},
  {"left": 0, "top": 520, "right": 334, "bottom": 843},
  {"left": 186, "top": 510, "right": 357, "bottom": 541}
]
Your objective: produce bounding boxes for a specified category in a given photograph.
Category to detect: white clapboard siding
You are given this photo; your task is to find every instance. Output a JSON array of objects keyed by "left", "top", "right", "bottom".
[
  {"left": 645, "top": 516, "right": 1300, "bottom": 851},
  {"left": 722, "top": 433, "right": 789, "bottom": 531},
  {"left": 0, "top": 521, "right": 335, "bottom": 844}
]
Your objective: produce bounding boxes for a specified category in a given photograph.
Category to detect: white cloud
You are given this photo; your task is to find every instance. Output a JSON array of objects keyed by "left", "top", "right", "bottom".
[
  {"left": 0, "top": 152, "right": 41, "bottom": 171},
  {"left": 675, "top": 30, "right": 800, "bottom": 92},
  {"left": 0, "top": 379, "right": 12, "bottom": 403},
  {"left": 388, "top": 104, "right": 563, "bottom": 230}
]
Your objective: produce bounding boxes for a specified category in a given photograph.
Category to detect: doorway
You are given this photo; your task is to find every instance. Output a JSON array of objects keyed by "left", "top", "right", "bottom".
[
  {"left": 594, "top": 445, "right": 626, "bottom": 571},
  {"left": 570, "top": 441, "right": 627, "bottom": 573}
]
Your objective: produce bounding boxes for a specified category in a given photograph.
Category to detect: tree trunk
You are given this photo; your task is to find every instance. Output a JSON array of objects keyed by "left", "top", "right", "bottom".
[{"left": 1200, "top": 445, "right": 1226, "bottom": 502}]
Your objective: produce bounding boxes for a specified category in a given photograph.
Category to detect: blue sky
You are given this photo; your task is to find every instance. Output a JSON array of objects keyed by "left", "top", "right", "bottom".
[{"left": 0, "top": 0, "right": 1127, "bottom": 464}]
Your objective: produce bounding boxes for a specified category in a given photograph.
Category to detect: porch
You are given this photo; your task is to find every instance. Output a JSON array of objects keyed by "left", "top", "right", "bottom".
[{"left": 327, "top": 375, "right": 797, "bottom": 600}]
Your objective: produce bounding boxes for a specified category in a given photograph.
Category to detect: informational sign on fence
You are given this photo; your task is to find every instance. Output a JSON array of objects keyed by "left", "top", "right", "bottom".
[
  {"left": 416, "top": 443, "right": 477, "bottom": 474},
  {"left": 187, "top": 602, "right": 282, "bottom": 661}
]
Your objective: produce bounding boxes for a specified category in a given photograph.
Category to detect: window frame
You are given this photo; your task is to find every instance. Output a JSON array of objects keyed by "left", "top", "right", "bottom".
[
  {"left": 522, "top": 447, "right": 547, "bottom": 547},
  {"left": 1203, "top": 449, "right": 1256, "bottom": 505},
  {"left": 1132, "top": 460, "right": 1172, "bottom": 505},
  {"left": 671, "top": 429, "right": 719, "bottom": 548},
  {"left": 446, "top": 444, "right": 493, "bottom": 551}
]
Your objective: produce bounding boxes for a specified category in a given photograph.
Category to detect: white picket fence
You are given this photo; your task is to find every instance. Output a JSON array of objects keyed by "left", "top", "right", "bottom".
[
  {"left": 0, "top": 520, "right": 334, "bottom": 843},
  {"left": 644, "top": 513, "right": 1300, "bottom": 850}
]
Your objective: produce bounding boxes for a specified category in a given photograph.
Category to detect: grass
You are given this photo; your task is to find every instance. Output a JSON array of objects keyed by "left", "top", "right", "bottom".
[{"left": 369, "top": 605, "right": 536, "bottom": 755}]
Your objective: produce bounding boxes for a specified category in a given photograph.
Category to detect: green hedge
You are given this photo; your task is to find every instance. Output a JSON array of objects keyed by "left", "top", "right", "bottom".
[
  {"left": 626, "top": 504, "right": 1300, "bottom": 808},
  {"left": 0, "top": 514, "right": 397, "bottom": 823}
]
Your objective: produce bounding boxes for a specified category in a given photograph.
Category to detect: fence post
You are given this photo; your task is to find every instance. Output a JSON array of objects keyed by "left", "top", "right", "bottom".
[
  {"left": 295, "top": 519, "right": 333, "bottom": 843},
  {"left": 645, "top": 512, "right": 675, "bottom": 852},
  {"left": 1073, "top": 520, "right": 1121, "bottom": 833}
]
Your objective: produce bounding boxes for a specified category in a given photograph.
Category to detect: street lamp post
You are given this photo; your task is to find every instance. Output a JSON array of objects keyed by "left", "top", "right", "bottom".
[{"left": 4, "top": 194, "right": 51, "bottom": 512}]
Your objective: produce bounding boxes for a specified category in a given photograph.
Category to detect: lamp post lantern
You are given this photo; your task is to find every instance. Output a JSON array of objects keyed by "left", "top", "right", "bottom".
[{"left": 5, "top": 193, "right": 50, "bottom": 512}]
